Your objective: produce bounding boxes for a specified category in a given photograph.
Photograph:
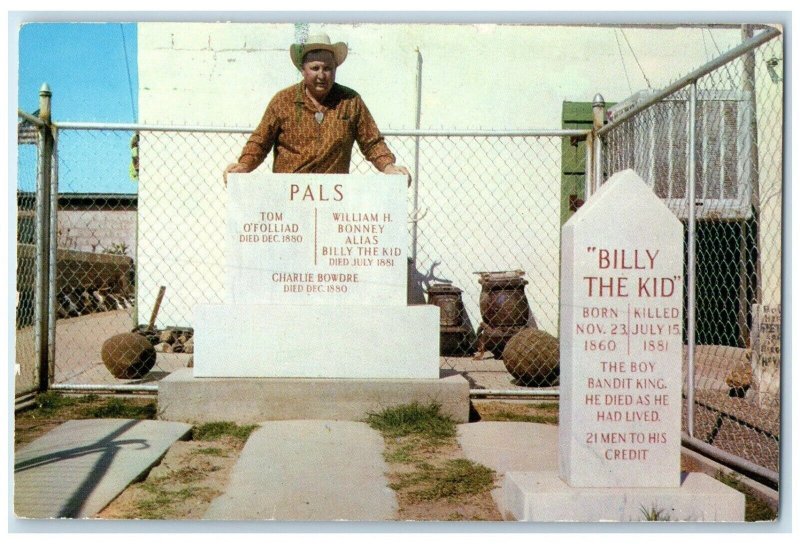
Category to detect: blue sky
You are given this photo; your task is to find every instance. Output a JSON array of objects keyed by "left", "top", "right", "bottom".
[{"left": 17, "top": 23, "right": 138, "bottom": 194}]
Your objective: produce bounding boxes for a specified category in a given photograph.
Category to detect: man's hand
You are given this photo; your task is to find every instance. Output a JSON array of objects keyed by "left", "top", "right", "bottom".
[
  {"left": 382, "top": 163, "right": 412, "bottom": 187},
  {"left": 223, "top": 163, "right": 250, "bottom": 187}
]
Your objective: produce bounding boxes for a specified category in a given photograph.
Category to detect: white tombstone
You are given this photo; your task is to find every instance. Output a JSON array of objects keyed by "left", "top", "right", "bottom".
[
  {"left": 225, "top": 174, "right": 407, "bottom": 306},
  {"left": 559, "top": 169, "right": 684, "bottom": 488},
  {"left": 193, "top": 173, "right": 439, "bottom": 379}
]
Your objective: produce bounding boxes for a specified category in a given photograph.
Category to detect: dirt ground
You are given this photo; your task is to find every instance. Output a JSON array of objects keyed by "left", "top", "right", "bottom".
[
  {"left": 97, "top": 411, "right": 507, "bottom": 521},
  {"left": 98, "top": 436, "right": 243, "bottom": 520},
  {"left": 383, "top": 435, "right": 503, "bottom": 521},
  {"left": 14, "top": 395, "right": 776, "bottom": 521}
]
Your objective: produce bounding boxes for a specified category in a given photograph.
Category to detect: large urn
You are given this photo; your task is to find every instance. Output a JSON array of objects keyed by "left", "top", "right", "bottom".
[
  {"left": 426, "top": 283, "right": 474, "bottom": 356},
  {"left": 476, "top": 270, "right": 532, "bottom": 359}
]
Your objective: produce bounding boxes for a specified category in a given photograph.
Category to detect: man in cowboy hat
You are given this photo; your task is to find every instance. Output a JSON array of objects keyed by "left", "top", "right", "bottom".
[{"left": 224, "top": 32, "right": 410, "bottom": 184}]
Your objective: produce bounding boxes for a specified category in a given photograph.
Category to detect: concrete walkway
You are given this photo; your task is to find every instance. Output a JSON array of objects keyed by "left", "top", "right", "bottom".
[
  {"left": 203, "top": 420, "right": 397, "bottom": 521},
  {"left": 14, "top": 419, "right": 192, "bottom": 519},
  {"left": 13, "top": 418, "right": 558, "bottom": 521},
  {"left": 203, "top": 420, "right": 557, "bottom": 521},
  {"left": 457, "top": 421, "right": 558, "bottom": 517}
]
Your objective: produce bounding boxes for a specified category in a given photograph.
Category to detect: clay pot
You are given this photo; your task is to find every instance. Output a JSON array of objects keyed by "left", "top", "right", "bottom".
[{"left": 101, "top": 332, "right": 157, "bottom": 379}]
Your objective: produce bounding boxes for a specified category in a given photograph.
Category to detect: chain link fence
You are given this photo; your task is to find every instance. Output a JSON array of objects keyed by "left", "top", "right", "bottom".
[
  {"left": 15, "top": 26, "right": 782, "bottom": 485},
  {"left": 36, "top": 125, "right": 574, "bottom": 393},
  {"left": 15, "top": 115, "right": 43, "bottom": 396},
  {"left": 601, "top": 28, "right": 782, "bottom": 477},
  {"left": 381, "top": 135, "right": 565, "bottom": 392}
]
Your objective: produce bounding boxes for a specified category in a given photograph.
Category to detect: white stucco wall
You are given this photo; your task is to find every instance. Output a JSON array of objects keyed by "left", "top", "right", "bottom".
[
  {"left": 139, "top": 23, "right": 746, "bottom": 129},
  {"left": 137, "top": 22, "right": 778, "bottom": 334}
]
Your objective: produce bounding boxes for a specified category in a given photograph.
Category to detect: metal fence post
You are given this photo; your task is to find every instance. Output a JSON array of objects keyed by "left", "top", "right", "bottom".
[
  {"left": 592, "top": 94, "right": 605, "bottom": 190},
  {"left": 34, "top": 83, "right": 53, "bottom": 393},
  {"left": 411, "top": 48, "right": 422, "bottom": 264},
  {"left": 585, "top": 133, "right": 594, "bottom": 199},
  {"left": 741, "top": 25, "right": 761, "bottom": 342},
  {"left": 686, "top": 81, "right": 698, "bottom": 438},
  {"left": 48, "top": 127, "right": 59, "bottom": 386}
]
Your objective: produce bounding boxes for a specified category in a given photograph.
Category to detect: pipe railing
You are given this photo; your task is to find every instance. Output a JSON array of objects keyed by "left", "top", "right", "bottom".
[{"left": 53, "top": 122, "right": 590, "bottom": 139}]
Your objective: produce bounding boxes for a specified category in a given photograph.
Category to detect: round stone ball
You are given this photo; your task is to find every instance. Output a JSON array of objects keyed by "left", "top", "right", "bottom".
[
  {"left": 101, "top": 332, "right": 157, "bottom": 380},
  {"left": 502, "top": 328, "right": 560, "bottom": 386}
]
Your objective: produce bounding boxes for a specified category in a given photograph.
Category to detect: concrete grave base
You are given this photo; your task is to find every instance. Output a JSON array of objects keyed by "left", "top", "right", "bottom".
[
  {"left": 193, "top": 304, "right": 440, "bottom": 379},
  {"left": 158, "top": 368, "right": 470, "bottom": 424},
  {"left": 502, "top": 471, "right": 745, "bottom": 522}
]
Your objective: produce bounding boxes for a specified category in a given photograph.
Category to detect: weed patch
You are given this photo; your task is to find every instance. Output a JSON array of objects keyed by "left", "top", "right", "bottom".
[
  {"left": 192, "top": 422, "right": 258, "bottom": 443},
  {"left": 393, "top": 458, "right": 495, "bottom": 502},
  {"left": 366, "top": 402, "right": 456, "bottom": 441},
  {"left": 639, "top": 505, "right": 671, "bottom": 521},
  {"left": 99, "top": 439, "right": 244, "bottom": 520},
  {"left": 133, "top": 485, "right": 213, "bottom": 519},
  {"left": 384, "top": 440, "right": 417, "bottom": 464},
  {"left": 370, "top": 403, "right": 501, "bottom": 520},
  {"left": 86, "top": 397, "right": 157, "bottom": 419},
  {"left": 193, "top": 447, "right": 228, "bottom": 458}
]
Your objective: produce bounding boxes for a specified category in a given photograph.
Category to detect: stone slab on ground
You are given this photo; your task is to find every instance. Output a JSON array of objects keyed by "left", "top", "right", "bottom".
[
  {"left": 159, "top": 367, "right": 470, "bottom": 423},
  {"left": 14, "top": 419, "right": 192, "bottom": 519},
  {"left": 203, "top": 420, "right": 397, "bottom": 520},
  {"left": 458, "top": 421, "right": 559, "bottom": 472},
  {"left": 503, "top": 471, "right": 745, "bottom": 522},
  {"left": 458, "top": 421, "right": 558, "bottom": 514}
]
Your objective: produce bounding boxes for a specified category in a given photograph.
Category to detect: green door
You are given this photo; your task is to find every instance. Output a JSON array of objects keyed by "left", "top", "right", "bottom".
[{"left": 560, "top": 101, "right": 593, "bottom": 226}]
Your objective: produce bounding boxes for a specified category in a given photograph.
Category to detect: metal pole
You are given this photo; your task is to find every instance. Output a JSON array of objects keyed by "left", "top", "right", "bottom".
[
  {"left": 682, "top": 433, "right": 778, "bottom": 488},
  {"left": 584, "top": 133, "right": 594, "bottom": 199},
  {"left": 470, "top": 389, "right": 559, "bottom": 398},
  {"left": 742, "top": 24, "right": 762, "bottom": 314},
  {"left": 592, "top": 94, "right": 606, "bottom": 191},
  {"left": 593, "top": 137, "right": 603, "bottom": 191},
  {"left": 411, "top": 48, "right": 422, "bottom": 264},
  {"left": 48, "top": 127, "right": 59, "bottom": 386},
  {"left": 687, "top": 81, "right": 698, "bottom": 438},
  {"left": 53, "top": 121, "right": 588, "bottom": 139},
  {"left": 51, "top": 383, "right": 159, "bottom": 393},
  {"left": 34, "top": 83, "right": 53, "bottom": 393}
]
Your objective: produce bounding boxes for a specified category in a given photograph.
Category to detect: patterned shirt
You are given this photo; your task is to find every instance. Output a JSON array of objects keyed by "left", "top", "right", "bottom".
[{"left": 237, "top": 82, "right": 396, "bottom": 174}]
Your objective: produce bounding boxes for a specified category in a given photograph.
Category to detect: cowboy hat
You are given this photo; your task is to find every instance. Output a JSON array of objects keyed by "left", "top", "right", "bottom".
[{"left": 290, "top": 32, "right": 348, "bottom": 70}]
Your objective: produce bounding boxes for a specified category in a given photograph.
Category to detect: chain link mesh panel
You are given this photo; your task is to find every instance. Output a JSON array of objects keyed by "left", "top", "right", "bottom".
[
  {"left": 602, "top": 32, "right": 782, "bottom": 474},
  {"left": 46, "top": 126, "right": 574, "bottom": 393},
  {"left": 16, "top": 115, "right": 41, "bottom": 396},
  {"left": 49, "top": 129, "right": 144, "bottom": 386},
  {"left": 403, "top": 135, "right": 563, "bottom": 391}
]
